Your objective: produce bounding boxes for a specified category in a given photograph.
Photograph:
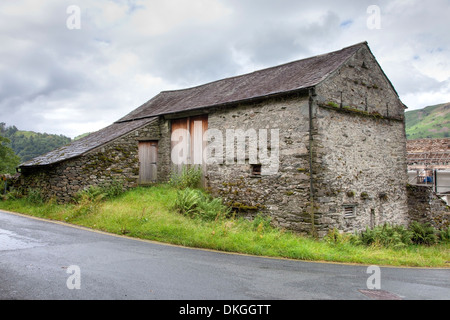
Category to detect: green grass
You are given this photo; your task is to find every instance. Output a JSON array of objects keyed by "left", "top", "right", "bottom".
[{"left": 1, "top": 184, "right": 449, "bottom": 268}]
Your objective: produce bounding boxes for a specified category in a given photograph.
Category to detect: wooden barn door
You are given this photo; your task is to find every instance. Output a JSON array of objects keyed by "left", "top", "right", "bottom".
[
  {"left": 189, "top": 115, "right": 208, "bottom": 167},
  {"left": 138, "top": 141, "right": 158, "bottom": 185},
  {"left": 171, "top": 115, "right": 208, "bottom": 184},
  {"left": 171, "top": 118, "right": 189, "bottom": 173}
]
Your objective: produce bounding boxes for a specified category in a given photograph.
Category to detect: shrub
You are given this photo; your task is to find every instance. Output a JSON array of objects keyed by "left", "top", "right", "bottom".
[
  {"left": 70, "top": 186, "right": 106, "bottom": 220},
  {"left": 100, "top": 179, "right": 125, "bottom": 199},
  {"left": 197, "top": 196, "right": 231, "bottom": 221},
  {"left": 324, "top": 228, "right": 358, "bottom": 245},
  {"left": 358, "top": 223, "right": 412, "bottom": 249},
  {"left": 169, "top": 166, "right": 202, "bottom": 189},
  {"left": 409, "top": 221, "right": 437, "bottom": 245},
  {"left": 4, "top": 187, "right": 23, "bottom": 201},
  {"left": 74, "top": 185, "right": 106, "bottom": 204},
  {"left": 26, "top": 188, "right": 44, "bottom": 205},
  {"left": 252, "top": 214, "right": 272, "bottom": 232},
  {"left": 72, "top": 180, "right": 124, "bottom": 204},
  {"left": 174, "top": 188, "right": 201, "bottom": 218},
  {"left": 174, "top": 188, "right": 230, "bottom": 221},
  {"left": 438, "top": 227, "right": 450, "bottom": 243}
]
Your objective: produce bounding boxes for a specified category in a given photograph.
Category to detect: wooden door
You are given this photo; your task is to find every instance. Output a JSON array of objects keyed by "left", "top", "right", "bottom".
[
  {"left": 171, "top": 118, "right": 189, "bottom": 172},
  {"left": 170, "top": 115, "right": 208, "bottom": 185},
  {"left": 138, "top": 141, "right": 158, "bottom": 184},
  {"left": 189, "top": 115, "right": 208, "bottom": 166},
  {"left": 171, "top": 115, "right": 208, "bottom": 168}
]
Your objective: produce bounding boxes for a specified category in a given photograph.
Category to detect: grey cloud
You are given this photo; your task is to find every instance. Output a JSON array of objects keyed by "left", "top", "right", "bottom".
[{"left": 0, "top": 0, "right": 449, "bottom": 137}]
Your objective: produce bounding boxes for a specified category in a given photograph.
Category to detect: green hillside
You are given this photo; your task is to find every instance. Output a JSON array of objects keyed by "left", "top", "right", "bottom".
[
  {"left": 74, "top": 132, "right": 91, "bottom": 141},
  {"left": 405, "top": 102, "right": 450, "bottom": 140},
  {"left": 0, "top": 123, "right": 72, "bottom": 163}
]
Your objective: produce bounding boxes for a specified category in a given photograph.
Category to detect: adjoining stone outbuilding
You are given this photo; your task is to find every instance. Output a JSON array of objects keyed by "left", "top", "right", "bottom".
[{"left": 17, "top": 41, "right": 410, "bottom": 236}]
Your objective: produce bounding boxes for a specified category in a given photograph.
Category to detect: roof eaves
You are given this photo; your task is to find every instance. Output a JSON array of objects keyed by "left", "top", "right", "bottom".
[{"left": 19, "top": 117, "right": 158, "bottom": 168}]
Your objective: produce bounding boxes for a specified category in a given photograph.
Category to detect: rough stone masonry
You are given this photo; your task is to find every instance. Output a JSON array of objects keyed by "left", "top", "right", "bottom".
[{"left": 15, "top": 42, "right": 417, "bottom": 237}]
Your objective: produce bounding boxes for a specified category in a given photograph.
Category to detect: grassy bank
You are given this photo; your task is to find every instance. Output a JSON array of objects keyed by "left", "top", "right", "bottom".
[{"left": 1, "top": 184, "right": 449, "bottom": 268}]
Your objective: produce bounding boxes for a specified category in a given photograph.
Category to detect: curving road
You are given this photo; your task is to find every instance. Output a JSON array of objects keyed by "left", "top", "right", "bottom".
[{"left": 0, "top": 210, "right": 449, "bottom": 302}]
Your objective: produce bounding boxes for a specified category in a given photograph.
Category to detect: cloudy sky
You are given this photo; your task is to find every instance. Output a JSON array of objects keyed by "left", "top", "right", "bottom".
[{"left": 1, "top": 0, "right": 449, "bottom": 138}]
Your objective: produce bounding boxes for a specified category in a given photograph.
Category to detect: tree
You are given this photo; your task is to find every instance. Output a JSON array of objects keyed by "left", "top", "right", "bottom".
[{"left": 0, "top": 135, "right": 20, "bottom": 174}]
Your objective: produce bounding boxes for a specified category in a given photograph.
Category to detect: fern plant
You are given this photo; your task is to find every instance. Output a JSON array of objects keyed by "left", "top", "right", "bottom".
[
  {"left": 174, "top": 188, "right": 202, "bottom": 218},
  {"left": 358, "top": 223, "right": 412, "bottom": 249},
  {"left": 174, "top": 188, "right": 230, "bottom": 221},
  {"left": 409, "top": 221, "right": 437, "bottom": 245},
  {"left": 439, "top": 227, "right": 450, "bottom": 243}
]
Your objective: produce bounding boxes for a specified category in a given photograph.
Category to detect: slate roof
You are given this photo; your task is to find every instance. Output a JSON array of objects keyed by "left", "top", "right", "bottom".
[
  {"left": 20, "top": 42, "right": 371, "bottom": 168},
  {"left": 20, "top": 117, "right": 157, "bottom": 167},
  {"left": 407, "top": 138, "right": 450, "bottom": 154},
  {"left": 407, "top": 138, "right": 450, "bottom": 166},
  {"left": 118, "top": 42, "right": 367, "bottom": 123}
]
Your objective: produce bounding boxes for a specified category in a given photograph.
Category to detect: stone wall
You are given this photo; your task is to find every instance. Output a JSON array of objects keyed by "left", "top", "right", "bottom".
[
  {"left": 155, "top": 117, "right": 172, "bottom": 183},
  {"left": 311, "top": 106, "right": 409, "bottom": 236},
  {"left": 206, "top": 94, "right": 313, "bottom": 234},
  {"left": 202, "top": 46, "right": 411, "bottom": 237},
  {"left": 315, "top": 44, "right": 405, "bottom": 120},
  {"left": 310, "top": 44, "right": 409, "bottom": 236},
  {"left": 17, "top": 119, "right": 164, "bottom": 203},
  {"left": 12, "top": 44, "right": 413, "bottom": 236},
  {"left": 407, "top": 185, "right": 450, "bottom": 229}
]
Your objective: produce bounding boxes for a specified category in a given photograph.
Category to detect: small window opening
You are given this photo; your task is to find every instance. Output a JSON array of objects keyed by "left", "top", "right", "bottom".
[
  {"left": 251, "top": 164, "right": 262, "bottom": 176},
  {"left": 343, "top": 205, "right": 356, "bottom": 219}
]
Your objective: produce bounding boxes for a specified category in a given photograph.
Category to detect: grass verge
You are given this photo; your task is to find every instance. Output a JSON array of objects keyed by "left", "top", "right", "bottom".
[{"left": 1, "top": 184, "right": 449, "bottom": 268}]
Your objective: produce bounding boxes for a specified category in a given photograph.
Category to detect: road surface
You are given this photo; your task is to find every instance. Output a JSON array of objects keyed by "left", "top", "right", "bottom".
[{"left": 1, "top": 210, "right": 449, "bottom": 301}]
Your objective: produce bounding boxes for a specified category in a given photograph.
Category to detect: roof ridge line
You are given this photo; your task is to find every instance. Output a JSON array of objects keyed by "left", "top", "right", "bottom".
[{"left": 158, "top": 41, "right": 368, "bottom": 94}]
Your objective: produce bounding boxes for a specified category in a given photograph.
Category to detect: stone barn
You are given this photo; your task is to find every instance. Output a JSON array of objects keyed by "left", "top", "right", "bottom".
[{"left": 17, "top": 41, "right": 410, "bottom": 236}]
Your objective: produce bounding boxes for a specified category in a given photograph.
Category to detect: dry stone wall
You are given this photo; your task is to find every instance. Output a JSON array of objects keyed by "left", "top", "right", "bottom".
[
  {"left": 311, "top": 45, "right": 409, "bottom": 236},
  {"left": 312, "top": 106, "right": 409, "bottom": 236},
  {"left": 17, "top": 119, "right": 164, "bottom": 203},
  {"left": 315, "top": 45, "right": 405, "bottom": 120},
  {"left": 13, "top": 45, "right": 415, "bottom": 236},
  {"left": 206, "top": 94, "right": 314, "bottom": 234},
  {"left": 407, "top": 185, "right": 450, "bottom": 229}
]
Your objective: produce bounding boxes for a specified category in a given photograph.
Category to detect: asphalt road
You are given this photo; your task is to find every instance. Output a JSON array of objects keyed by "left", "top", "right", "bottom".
[{"left": 1, "top": 209, "right": 449, "bottom": 301}]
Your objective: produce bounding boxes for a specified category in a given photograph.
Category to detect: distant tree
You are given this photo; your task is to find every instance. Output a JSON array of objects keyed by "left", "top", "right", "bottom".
[
  {"left": 0, "top": 135, "right": 20, "bottom": 174},
  {"left": 0, "top": 124, "right": 72, "bottom": 162}
]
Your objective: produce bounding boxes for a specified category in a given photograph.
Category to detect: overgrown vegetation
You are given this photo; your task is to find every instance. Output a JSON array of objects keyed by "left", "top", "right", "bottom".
[
  {"left": 174, "top": 188, "right": 231, "bottom": 221},
  {"left": 0, "top": 122, "right": 72, "bottom": 163},
  {"left": 170, "top": 167, "right": 231, "bottom": 221},
  {"left": 70, "top": 179, "right": 126, "bottom": 220},
  {"left": 169, "top": 166, "right": 203, "bottom": 189},
  {"left": 0, "top": 179, "right": 449, "bottom": 267},
  {"left": 0, "top": 135, "right": 21, "bottom": 174},
  {"left": 325, "top": 222, "right": 449, "bottom": 249}
]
